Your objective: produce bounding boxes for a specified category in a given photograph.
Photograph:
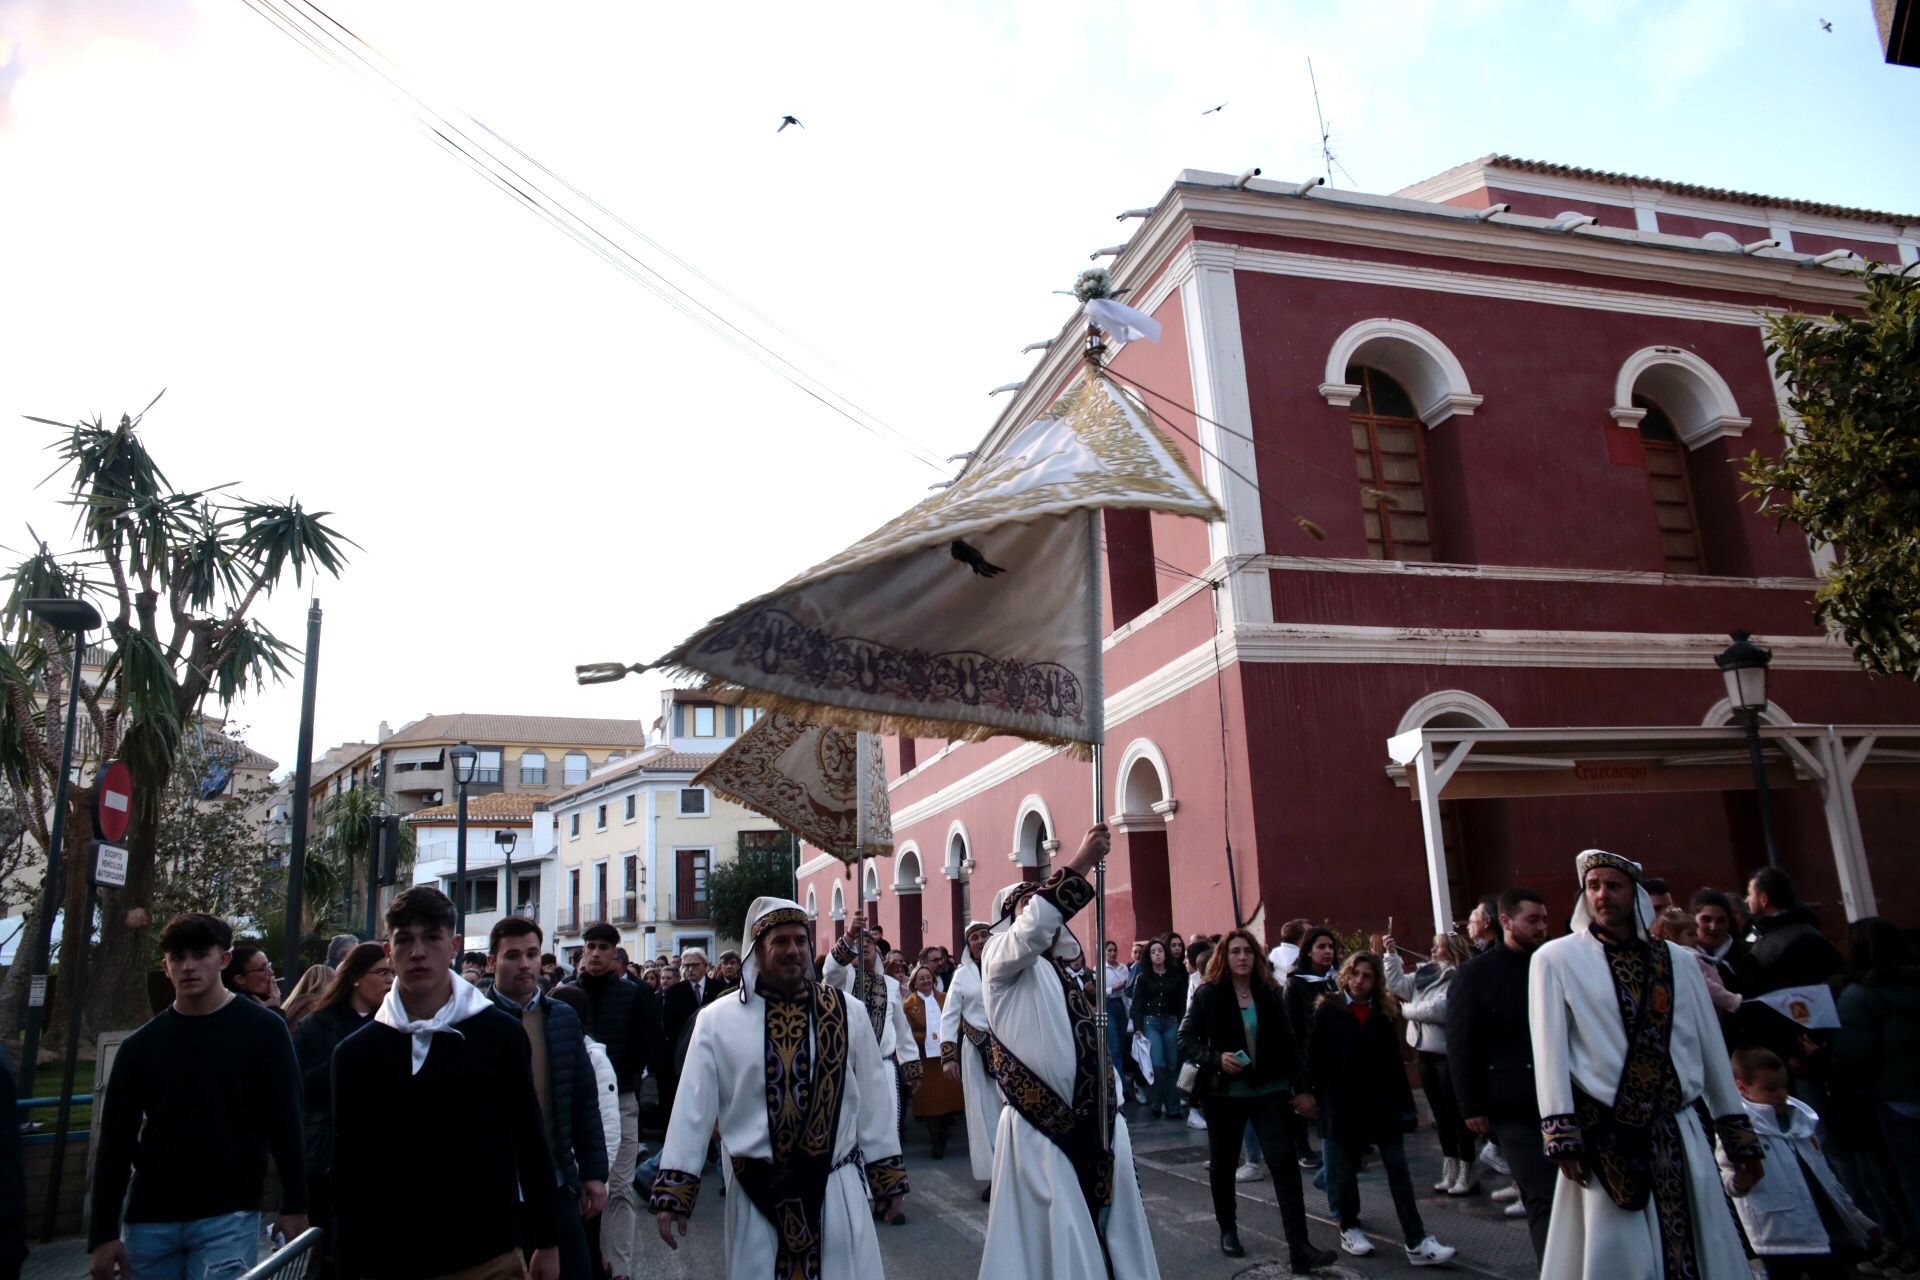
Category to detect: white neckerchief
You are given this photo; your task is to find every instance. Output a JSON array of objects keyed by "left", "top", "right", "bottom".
[{"left": 376, "top": 972, "right": 494, "bottom": 1074}]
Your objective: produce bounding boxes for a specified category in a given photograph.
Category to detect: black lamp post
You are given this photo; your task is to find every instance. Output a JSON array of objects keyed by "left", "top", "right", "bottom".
[
  {"left": 495, "top": 828, "right": 518, "bottom": 917},
  {"left": 1716, "top": 630, "right": 1781, "bottom": 869},
  {"left": 448, "top": 743, "right": 478, "bottom": 946},
  {"left": 16, "top": 597, "right": 102, "bottom": 1095}
]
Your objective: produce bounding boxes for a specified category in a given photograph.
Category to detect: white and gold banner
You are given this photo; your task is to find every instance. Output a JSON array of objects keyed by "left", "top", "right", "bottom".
[{"left": 693, "top": 711, "right": 891, "bottom": 866}]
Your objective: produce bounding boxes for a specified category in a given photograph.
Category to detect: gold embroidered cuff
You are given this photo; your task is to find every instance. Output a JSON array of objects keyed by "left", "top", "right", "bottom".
[
  {"left": 1715, "top": 1114, "right": 1764, "bottom": 1164},
  {"left": 901, "top": 1058, "right": 924, "bottom": 1089},
  {"left": 1037, "top": 866, "right": 1095, "bottom": 921},
  {"left": 649, "top": 1167, "right": 700, "bottom": 1217},
  {"left": 1541, "top": 1113, "right": 1584, "bottom": 1160},
  {"left": 831, "top": 937, "right": 858, "bottom": 966},
  {"left": 866, "top": 1153, "right": 909, "bottom": 1201},
  {"left": 940, "top": 1041, "right": 959, "bottom": 1066}
]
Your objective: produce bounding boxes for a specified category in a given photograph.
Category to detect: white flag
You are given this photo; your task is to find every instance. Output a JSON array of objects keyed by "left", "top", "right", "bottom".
[{"left": 1748, "top": 984, "right": 1840, "bottom": 1031}]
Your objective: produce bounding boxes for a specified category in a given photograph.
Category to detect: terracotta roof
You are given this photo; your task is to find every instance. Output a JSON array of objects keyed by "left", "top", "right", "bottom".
[
  {"left": 1406, "top": 154, "right": 1916, "bottom": 225},
  {"left": 546, "top": 749, "right": 721, "bottom": 804},
  {"left": 384, "top": 713, "right": 654, "bottom": 748},
  {"left": 406, "top": 791, "right": 539, "bottom": 824}
]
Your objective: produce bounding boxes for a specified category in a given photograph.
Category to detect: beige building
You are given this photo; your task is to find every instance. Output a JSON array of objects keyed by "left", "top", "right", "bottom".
[{"left": 547, "top": 690, "right": 788, "bottom": 965}]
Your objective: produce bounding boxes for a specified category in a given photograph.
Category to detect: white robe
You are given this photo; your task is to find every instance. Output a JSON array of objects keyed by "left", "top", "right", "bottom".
[
  {"left": 1530, "top": 932, "right": 1752, "bottom": 1280},
  {"left": 940, "top": 959, "right": 1003, "bottom": 1183},
  {"left": 657, "top": 986, "right": 902, "bottom": 1280},
  {"left": 823, "top": 951, "right": 917, "bottom": 1120},
  {"left": 979, "top": 890, "right": 1159, "bottom": 1280}
]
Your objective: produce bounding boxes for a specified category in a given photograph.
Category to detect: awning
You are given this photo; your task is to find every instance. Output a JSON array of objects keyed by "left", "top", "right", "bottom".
[
  {"left": 1385, "top": 723, "right": 1920, "bottom": 931},
  {"left": 391, "top": 747, "right": 444, "bottom": 767}
]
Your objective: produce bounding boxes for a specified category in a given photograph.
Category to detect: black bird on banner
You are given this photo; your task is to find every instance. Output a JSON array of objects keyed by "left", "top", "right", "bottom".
[{"left": 951, "top": 540, "right": 1006, "bottom": 577}]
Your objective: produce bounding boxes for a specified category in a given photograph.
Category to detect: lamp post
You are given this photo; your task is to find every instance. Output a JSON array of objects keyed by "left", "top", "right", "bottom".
[
  {"left": 1716, "top": 630, "right": 1781, "bottom": 869},
  {"left": 495, "top": 828, "right": 519, "bottom": 917},
  {"left": 448, "top": 742, "right": 478, "bottom": 947},
  {"left": 16, "top": 597, "right": 102, "bottom": 1093}
]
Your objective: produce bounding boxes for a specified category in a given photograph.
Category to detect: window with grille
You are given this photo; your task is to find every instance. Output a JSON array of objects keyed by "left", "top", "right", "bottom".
[
  {"left": 1347, "top": 365, "right": 1435, "bottom": 562},
  {"left": 1635, "top": 395, "right": 1704, "bottom": 574},
  {"left": 679, "top": 788, "right": 708, "bottom": 816}
]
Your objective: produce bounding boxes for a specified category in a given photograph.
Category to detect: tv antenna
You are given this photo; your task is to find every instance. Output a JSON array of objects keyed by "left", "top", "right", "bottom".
[{"left": 1307, "top": 58, "right": 1354, "bottom": 187}]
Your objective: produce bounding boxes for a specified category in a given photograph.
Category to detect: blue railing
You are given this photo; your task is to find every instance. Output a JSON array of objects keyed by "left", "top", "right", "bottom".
[{"left": 14, "top": 1094, "right": 92, "bottom": 1145}]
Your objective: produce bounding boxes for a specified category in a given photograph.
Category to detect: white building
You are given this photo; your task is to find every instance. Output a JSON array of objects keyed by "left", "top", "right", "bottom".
[{"left": 407, "top": 791, "right": 559, "bottom": 955}]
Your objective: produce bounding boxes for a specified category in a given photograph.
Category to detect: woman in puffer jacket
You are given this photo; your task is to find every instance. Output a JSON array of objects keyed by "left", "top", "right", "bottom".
[{"left": 1382, "top": 932, "right": 1476, "bottom": 1196}]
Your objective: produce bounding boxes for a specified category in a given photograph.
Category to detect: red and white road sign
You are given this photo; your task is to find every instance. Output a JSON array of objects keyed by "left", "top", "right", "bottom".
[{"left": 96, "top": 759, "right": 132, "bottom": 842}]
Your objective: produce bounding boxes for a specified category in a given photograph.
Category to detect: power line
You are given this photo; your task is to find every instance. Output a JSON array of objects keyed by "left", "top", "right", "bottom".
[{"left": 241, "top": 0, "right": 949, "bottom": 473}]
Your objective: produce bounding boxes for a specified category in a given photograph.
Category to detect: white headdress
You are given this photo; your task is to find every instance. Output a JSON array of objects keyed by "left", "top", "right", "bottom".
[
  {"left": 987, "top": 880, "right": 1081, "bottom": 962},
  {"left": 739, "top": 894, "right": 811, "bottom": 1000},
  {"left": 1570, "top": 848, "right": 1655, "bottom": 939},
  {"left": 958, "top": 919, "right": 993, "bottom": 972}
]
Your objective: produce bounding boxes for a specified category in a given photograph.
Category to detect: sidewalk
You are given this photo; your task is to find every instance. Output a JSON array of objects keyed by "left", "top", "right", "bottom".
[{"left": 21, "top": 1238, "right": 86, "bottom": 1280}]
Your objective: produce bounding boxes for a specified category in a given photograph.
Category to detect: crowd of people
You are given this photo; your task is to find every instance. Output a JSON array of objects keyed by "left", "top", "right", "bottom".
[{"left": 41, "top": 824, "right": 1920, "bottom": 1280}]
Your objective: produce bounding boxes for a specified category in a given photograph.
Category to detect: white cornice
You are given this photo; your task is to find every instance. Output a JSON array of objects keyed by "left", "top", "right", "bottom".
[{"left": 1251, "top": 554, "right": 1821, "bottom": 592}]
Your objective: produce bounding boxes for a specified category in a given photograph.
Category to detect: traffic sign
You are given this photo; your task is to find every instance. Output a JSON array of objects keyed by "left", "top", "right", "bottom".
[
  {"left": 95, "top": 759, "right": 132, "bottom": 842},
  {"left": 92, "top": 841, "right": 129, "bottom": 889},
  {"left": 28, "top": 976, "right": 46, "bottom": 1008}
]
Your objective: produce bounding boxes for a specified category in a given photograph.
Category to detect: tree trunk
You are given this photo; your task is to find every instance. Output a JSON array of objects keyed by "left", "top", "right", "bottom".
[
  {"left": 0, "top": 902, "right": 42, "bottom": 1044},
  {"left": 50, "top": 786, "right": 97, "bottom": 1049},
  {"left": 86, "top": 771, "right": 164, "bottom": 1036}
]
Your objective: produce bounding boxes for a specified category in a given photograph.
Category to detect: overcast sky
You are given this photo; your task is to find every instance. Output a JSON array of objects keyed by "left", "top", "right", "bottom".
[{"left": 3, "top": 0, "right": 1917, "bottom": 775}]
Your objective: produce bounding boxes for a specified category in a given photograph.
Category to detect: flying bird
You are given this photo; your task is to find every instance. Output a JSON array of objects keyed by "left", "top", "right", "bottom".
[
  {"left": 1819, "top": 18, "right": 1832, "bottom": 30},
  {"left": 1202, "top": 102, "right": 1227, "bottom": 115},
  {"left": 950, "top": 541, "right": 1006, "bottom": 578},
  {"left": 777, "top": 115, "right": 805, "bottom": 132}
]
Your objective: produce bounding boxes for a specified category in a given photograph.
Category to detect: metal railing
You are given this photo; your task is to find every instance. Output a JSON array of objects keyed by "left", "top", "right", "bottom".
[
  {"left": 557, "top": 907, "right": 580, "bottom": 934},
  {"left": 240, "top": 1228, "right": 324, "bottom": 1280},
  {"left": 613, "top": 892, "right": 639, "bottom": 925}
]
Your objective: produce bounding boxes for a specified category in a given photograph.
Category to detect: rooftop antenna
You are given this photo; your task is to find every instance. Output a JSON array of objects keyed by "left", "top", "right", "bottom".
[{"left": 1306, "top": 58, "right": 1354, "bottom": 188}]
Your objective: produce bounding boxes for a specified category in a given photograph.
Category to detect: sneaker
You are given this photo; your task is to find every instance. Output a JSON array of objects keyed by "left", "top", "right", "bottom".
[
  {"left": 1131, "top": 1084, "right": 1148, "bottom": 1105},
  {"left": 1186, "top": 1109, "right": 1208, "bottom": 1130},
  {"left": 1505, "top": 1201, "right": 1528, "bottom": 1218},
  {"left": 1479, "top": 1143, "right": 1511, "bottom": 1177},
  {"left": 1491, "top": 1185, "right": 1521, "bottom": 1203},
  {"left": 1447, "top": 1161, "right": 1479, "bottom": 1196},
  {"left": 1406, "top": 1236, "right": 1457, "bottom": 1267},
  {"left": 1433, "top": 1157, "right": 1458, "bottom": 1193},
  {"left": 1298, "top": 1149, "right": 1323, "bottom": 1170},
  {"left": 1339, "top": 1228, "right": 1375, "bottom": 1257},
  {"left": 1234, "top": 1161, "right": 1266, "bottom": 1183}
]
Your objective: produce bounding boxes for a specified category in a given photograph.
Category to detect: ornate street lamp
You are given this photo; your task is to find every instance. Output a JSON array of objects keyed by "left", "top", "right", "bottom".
[
  {"left": 495, "top": 828, "right": 519, "bottom": 917},
  {"left": 448, "top": 743, "right": 478, "bottom": 945},
  {"left": 1715, "top": 630, "right": 1780, "bottom": 869}
]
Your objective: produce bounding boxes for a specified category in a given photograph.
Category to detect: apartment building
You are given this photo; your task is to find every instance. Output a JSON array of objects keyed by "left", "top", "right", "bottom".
[{"left": 405, "top": 791, "right": 559, "bottom": 951}]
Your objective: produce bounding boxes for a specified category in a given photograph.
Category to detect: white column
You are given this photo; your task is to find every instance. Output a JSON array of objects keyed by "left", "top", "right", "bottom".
[
  {"left": 1824, "top": 729, "right": 1877, "bottom": 920},
  {"left": 1412, "top": 743, "right": 1454, "bottom": 935},
  {"left": 1181, "top": 242, "right": 1273, "bottom": 626}
]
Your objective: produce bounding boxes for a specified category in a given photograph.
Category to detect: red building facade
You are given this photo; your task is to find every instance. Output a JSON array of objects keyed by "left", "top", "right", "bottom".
[{"left": 798, "top": 155, "right": 1920, "bottom": 957}]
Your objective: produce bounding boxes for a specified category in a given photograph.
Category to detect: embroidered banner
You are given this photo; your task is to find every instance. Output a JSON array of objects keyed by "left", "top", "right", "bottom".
[
  {"left": 694, "top": 712, "right": 892, "bottom": 866},
  {"left": 656, "top": 371, "right": 1221, "bottom": 751}
]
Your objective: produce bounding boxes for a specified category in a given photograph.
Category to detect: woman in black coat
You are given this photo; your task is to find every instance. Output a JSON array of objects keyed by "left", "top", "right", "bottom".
[
  {"left": 1284, "top": 927, "right": 1339, "bottom": 1165},
  {"left": 1131, "top": 938, "right": 1188, "bottom": 1118},
  {"left": 1179, "top": 930, "right": 1337, "bottom": 1270},
  {"left": 1306, "top": 951, "right": 1454, "bottom": 1265},
  {"left": 291, "top": 943, "right": 392, "bottom": 1259}
]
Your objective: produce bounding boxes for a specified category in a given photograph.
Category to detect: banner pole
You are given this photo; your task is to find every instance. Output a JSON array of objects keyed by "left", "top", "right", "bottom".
[{"left": 1092, "top": 742, "right": 1110, "bottom": 1155}]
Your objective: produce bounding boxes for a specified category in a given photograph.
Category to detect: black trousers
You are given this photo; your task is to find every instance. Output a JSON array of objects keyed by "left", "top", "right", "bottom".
[
  {"left": 526, "top": 1185, "right": 594, "bottom": 1280},
  {"left": 1491, "top": 1117, "right": 1556, "bottom": 1262},
  {"left": 1202, "top": 1093, "right": 1313, "bottom": 1258},
  {"left": 1416, "top": 1053, "right": 1472, "bottom": 1162}
]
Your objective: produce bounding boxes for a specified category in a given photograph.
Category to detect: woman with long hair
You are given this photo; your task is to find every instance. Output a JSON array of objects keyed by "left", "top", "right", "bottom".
[
  {"left": 280, "top": 963, "right": 335, "bottom": 1030},
  {"left": 1307, "top": 951, "right": 1455, "bottom": 1265},
  {"left": 1382, "top": 930, "right": 1477, "bottom": 1195},
  {"left": 901, "top": 964, "right": 965, "bottom": 1157},
  {"left": 1284, "top": 927, "right": 1339, "bottom": 1167},
  {"left": 1132, "top": 938, "right": 1187, "bottom": 1119},
  {"left": 1179, "top": 929, "right": 1337, "bottom": 1269},
  {"left": 292, "top": 942, "right": 393, "bottom": 1258},
  {"left": 1834, "top": 917, "right": 1920, "bottom": 1273}
]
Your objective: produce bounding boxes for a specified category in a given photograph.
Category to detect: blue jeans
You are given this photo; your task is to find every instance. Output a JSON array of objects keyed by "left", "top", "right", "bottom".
[
  {"left": 1143, "top": 1016, "right": 1182, "bottom": 1114},
  {"left": 123, "top": 1211, "right": 259, "bottom": 1280}
]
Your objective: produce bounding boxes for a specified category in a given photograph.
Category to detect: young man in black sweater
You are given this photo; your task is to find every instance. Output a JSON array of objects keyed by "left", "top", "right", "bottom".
[
  {"left": 331, "top": 887, "right": 558, "bottom": 1280},
  {"left": 88, "top": 913, "right": 307, "bottom": 1280}
]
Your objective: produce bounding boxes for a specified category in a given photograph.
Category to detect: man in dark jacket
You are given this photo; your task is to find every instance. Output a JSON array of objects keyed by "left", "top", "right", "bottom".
[
  {"left": 568, "top": 923, "right": 665, "bottom": 1280},
  {"left": 1, "top": 1046, "right": 26, "bottom": 1280},
  {"left": 1447, "top": 886, "right": 1554, "bottom": 1261},
  {"left": 490, "top": 917, "right": 607, "bottom": 1280},
  {"left": 1743, "top": 867, "right": 1844, "bottom": 1059}
]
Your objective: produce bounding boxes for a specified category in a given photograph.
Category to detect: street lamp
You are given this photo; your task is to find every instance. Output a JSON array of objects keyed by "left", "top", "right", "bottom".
[
  {"left": 1716, "top": 630, "right": 1781, "bottom": 869},
  {"left": 16, "top": 597, "right": 102, "bottom": 1098},
  {"left": 448, "top": 743, "right": 478, "bottom": 947},
  {"left": 495, "top": 828, "right": 519, "bottom": 917}
]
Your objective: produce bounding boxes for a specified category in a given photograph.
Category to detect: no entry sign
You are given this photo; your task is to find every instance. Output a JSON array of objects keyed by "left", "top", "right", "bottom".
[{"left": 95, "top": 759, "right": 132, "bottom": 842}]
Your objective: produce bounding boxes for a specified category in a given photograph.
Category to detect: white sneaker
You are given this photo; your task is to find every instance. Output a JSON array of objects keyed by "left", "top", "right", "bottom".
[
  {"left": 1491, "top": 1184, "right": 1521, "bottom": 1203},
  {"left": 1505, "top": 1201, "right": 1528, "bottom": 1218},
  {"left": 1234, "top": 1161, "right": 1265, "bottom": 1183},
  {"left": 1406, "top": 1236, "right": 1457, "bottom": 1266},
  {"left": 1339, "top": 1228, "right": 1374, "bottom": 1257},
  {"left": 1479, "top": 1143, "right": 1511, "bottom": 1177},
  {"left": 1186, "top": 1109, "right": 1207, "bottom": 1130},
  {"left": 1433, "top": 1157, "right": 1457, "bottom": 1193}
]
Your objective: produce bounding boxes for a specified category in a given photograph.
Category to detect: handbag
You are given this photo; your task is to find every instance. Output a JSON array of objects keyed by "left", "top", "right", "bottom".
[{"left": 1176, "top": 1060, "right": 1201, "bottom": 1094}]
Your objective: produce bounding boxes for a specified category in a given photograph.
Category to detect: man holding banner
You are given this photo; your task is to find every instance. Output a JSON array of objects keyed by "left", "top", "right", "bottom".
[{"left": 977, "top": 823, "right": 1159, "bottom": 1280}]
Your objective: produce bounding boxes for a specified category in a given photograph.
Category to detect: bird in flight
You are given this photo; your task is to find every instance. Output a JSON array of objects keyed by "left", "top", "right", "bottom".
[
  {"left": 1818, "top": 18, "right": 1832, "bottom": 30},
  {"left": 1202, "top": 102, "right": 1227, "bottom": 115},
  {"left": 778, "top": 115, "right": 805, "bottom": 132}
]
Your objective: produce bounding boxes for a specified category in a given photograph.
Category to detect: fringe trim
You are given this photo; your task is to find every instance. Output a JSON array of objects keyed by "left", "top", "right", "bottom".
[{"left": 656, "top": 669, "right": 1097, "bottom": 761}]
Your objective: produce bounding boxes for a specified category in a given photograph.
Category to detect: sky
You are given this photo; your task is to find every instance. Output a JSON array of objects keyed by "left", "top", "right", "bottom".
[{"left": 3, "top": 0, "right": 1918, "bottom": 776}]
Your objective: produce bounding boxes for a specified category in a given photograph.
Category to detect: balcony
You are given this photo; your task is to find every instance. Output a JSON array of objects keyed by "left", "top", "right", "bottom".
[
  {"left": 584, "top": 900, "right": 609, "bottom": 927},
  {"left": 669, "top": 896, "right": 711, "bottom": 924},
  {"left": 612, "top": 893, "right": 639, "bottom": 926},
  {"left": 390, "top": 765, "right": 448, "bottom": 797},
  {"left": 557, "top": 907, "right": 580, "bottom": 935}
]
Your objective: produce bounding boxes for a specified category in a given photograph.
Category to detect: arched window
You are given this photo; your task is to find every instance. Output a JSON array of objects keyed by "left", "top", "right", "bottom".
[
  {"left": 1634, "top": 394, "right": 1704, "bottom": 574},
  {"left": 805, "top": 886, "right": 818, "bottom": 919},
  {"left": 862, "top": 862, "right": 880, "bottom": 903},
  {"left": 563, "top": 752, "right": 589, "bottom": 786},
  {"left": 893, "top": 846, "right": 924, "bottom": 891},
  {"left": 1348, "top": 365, "right": 1434, "bottom": 562},
  {"left": 830, "top": 882, "right": 846, "bottom": 920}
]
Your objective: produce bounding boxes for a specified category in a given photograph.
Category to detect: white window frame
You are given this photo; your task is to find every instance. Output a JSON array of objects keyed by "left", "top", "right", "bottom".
[
  {"left": 691, "top": 705, "right": 717, "bottom": 737},
  {"left": 596, "top": 803, "right": 608, "bottom": 832},
  {"left": 569, "top": 812, "right": 580, "bottom": 840},
  {"left": 623, "top": 793, "right": 637, "bottom": 824},
  {"left": 678, "top": 787, "right": 709, "bottom": 817}
]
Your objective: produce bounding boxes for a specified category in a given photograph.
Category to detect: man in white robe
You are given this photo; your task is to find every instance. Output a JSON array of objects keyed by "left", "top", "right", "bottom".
[
  {"left": 941, "top": 919, "right": 1002, "bottom": 1200},
  {"left": 978, "top": 824, "right": 1159, "bottom": 1280},
  {"left": 1531, "top": 849, "right": 1764, "bottom": 1280},
  {"left": 651, "top": 896, "right": 907, "bottom": 1280},
  {"left": 824, "top": 911, "right": 919, "bottom": 1126}
]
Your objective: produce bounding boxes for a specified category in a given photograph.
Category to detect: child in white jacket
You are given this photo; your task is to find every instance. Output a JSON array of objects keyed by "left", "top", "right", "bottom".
[{"left": 1720, "top": 1047, "right": 1877, "bottom": 1279}]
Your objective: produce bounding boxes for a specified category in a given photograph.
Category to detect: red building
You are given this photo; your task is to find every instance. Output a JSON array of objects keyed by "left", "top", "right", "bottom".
[{"left": 798, "top": 155, "right": 1920, "bottom": 958}]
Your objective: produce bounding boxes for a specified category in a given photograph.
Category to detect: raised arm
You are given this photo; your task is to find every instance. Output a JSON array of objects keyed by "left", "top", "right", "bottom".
[{"left": 983, "top": 826, "right": 1108, "bottom": 991}]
